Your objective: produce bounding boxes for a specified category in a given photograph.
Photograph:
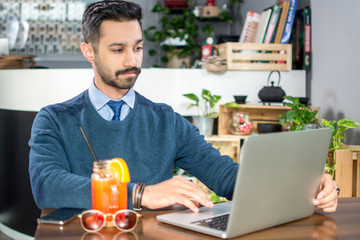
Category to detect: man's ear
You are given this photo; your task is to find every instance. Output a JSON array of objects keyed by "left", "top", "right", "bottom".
[{"left": 80, "top": 42, "right": 95, "bottom": 63}]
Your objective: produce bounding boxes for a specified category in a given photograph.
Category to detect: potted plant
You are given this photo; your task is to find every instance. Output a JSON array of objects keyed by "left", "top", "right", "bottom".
[
  {"left": 144, "top": 0, "right": 244, "bottom": 68},
  {"left": 279, "top": 96, "right": 319, "bottom": 131},
  {"left": 183, "top": 89, "right": 242, "bottom": 136},
  {"left": 144, "top": 1, "right": 202, "bottom": 68},
  {"left": 322, "top": 118, "right": 360, "bottom": 179},
  {"left": 183, "top": 89, "right": 220, "bottom": 136}
]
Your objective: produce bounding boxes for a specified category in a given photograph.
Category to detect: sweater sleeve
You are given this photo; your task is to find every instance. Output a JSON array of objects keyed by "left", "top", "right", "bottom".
[
  {"left": 174, "top": 114, "right": 239, "bottom": 200},
  {"left": 28, "top": 108, "right": 91, "bottom": 210}
]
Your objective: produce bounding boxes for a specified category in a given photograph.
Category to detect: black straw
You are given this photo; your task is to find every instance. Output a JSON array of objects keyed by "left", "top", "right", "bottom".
[{"left": 79, "top": 126, "right": 99, "bottom": 162}]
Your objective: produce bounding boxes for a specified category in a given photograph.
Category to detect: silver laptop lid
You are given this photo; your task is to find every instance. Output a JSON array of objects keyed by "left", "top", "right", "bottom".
[{"left": 227, "top": 128, "right": 331, "bottom": 238}]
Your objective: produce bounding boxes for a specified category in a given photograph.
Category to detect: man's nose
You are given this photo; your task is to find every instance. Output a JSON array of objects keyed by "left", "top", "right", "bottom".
[{"left": 123, "top": 49, "right": 137, "bottom": 67}]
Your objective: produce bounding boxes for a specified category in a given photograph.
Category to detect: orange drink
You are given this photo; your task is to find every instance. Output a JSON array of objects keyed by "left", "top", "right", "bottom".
[
  {"left": 91, "top": 176, "right": 127, "bottom": 213},
  {"left": 91, "top": 159, "right": 130, "bottom": 223}
]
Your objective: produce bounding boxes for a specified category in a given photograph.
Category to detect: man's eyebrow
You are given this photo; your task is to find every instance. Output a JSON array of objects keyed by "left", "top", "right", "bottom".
[{"left": 108, "top": 38, "right": 144, "bottom": 48}]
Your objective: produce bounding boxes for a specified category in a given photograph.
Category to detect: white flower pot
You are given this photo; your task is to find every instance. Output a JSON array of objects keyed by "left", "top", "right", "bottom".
[{"left": 192, "top": 116, "right": 214, "bottom": 137}]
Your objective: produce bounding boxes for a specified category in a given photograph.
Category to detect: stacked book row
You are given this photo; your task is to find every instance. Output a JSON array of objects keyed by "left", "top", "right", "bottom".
[{"left": 238, "top": 0, "right": 311, "bottom": 70}]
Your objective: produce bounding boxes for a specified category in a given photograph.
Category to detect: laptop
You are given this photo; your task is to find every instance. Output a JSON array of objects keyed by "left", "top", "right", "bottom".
[{"left": 157, "top": 128, "right": 332, "bottom": 239}]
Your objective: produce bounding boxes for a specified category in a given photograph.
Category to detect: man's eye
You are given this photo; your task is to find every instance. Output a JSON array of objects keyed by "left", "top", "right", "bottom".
[
  {"left": 135, "top": 46, "right": 143, "bottom": 52},
  {"left": 113, "top": 49, "right": 123, "bottom": 53}
]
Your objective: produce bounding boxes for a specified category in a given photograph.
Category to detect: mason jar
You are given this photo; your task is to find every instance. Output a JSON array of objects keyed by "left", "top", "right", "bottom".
[
  {"left": 91, "top": 160, "right": 127, "bottom": 223},
  {"left": 230, "top": 112, "right": 253, "bottom": 135}
]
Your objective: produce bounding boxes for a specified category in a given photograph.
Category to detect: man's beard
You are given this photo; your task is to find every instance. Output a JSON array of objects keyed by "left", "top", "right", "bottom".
[{"left": 94, "top": 57, "right": 141, "bottom": 90}]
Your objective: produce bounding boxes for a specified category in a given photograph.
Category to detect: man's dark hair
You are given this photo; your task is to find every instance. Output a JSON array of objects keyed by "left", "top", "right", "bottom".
[{"left": 82, "top": 0, "right": 142, "bottom": 48}]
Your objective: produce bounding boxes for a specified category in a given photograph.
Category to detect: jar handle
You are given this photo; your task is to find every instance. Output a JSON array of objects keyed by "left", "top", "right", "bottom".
[{"left": 267, "top": 70, "right": 281, "bottom": 86}]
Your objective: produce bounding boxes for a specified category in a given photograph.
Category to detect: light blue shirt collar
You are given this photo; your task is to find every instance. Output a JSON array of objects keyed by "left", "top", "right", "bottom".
[{"left": 88, "top": 80, "right": 135, "bottom": 121}]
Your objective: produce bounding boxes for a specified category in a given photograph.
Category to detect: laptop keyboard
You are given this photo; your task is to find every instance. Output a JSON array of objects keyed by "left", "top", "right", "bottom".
[{"left": 191, "top": 214, "right": 229, "bottom": 231}]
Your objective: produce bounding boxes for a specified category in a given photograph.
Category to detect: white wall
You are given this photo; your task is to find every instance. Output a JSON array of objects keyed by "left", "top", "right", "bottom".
[
  {"left": 0, "top": 69, "right": 305, "bottom": 115},
  {"left": 312, "top": 0, "right": 360, "bottom": 144}
]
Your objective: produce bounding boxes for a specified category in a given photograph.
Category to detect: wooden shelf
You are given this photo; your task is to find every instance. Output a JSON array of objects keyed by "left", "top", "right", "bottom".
[
  {"left": 205, "top": 135, "right": 244, "bottom": 162},
  {"left": 218, "top": 104, "right": 320, "bottom": 135}
]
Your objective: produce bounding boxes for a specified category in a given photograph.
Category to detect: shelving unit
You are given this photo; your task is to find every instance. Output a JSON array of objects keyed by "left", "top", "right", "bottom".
[
  {"left": 204, "top": 104, "right": 321, "bottom": 161},
  {"left": 205, "top": 135, "right": 244, "bottom": 162},
  {"left": 218, "top": 104, "right": 320, "bottom": 136}
]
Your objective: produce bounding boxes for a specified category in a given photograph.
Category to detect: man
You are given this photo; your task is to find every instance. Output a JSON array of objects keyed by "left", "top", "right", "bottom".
[{"left": 29, "top": 0, "right": 338, "bottom": 213}]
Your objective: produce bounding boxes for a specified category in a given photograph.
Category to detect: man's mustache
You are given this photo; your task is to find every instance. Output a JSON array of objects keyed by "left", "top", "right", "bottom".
[{"left": 115, "top": 67, "right": 141, "bottom": 77}]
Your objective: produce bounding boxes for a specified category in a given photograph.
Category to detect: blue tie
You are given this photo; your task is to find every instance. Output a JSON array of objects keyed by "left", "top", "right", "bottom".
[{"left": 107, "top": 100, "right": 124, "bottom": 121}]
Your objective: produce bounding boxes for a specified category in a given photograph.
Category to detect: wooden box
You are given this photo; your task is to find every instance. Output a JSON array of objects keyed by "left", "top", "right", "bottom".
[
  {"left": 335, "top": 145, "right": 360, "bottom": 198},
  {"left": 218, "top": 104, "right": 320, "bottom": 136},
  {"left": 0, "top": 55, "right": 35, "bottom": 69},
  {"left": 215, "top": 43, "right": 292, "bottom": 71},
  {"left": 205, "top": 135, "right": 242, "bottom": 162}
]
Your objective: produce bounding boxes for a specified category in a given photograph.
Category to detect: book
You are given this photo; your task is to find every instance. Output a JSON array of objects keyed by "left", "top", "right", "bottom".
[
  {"left": 274, "top": 1, "right": 290, "bottom": 43},
  {"left": 280, "top": 0, "right": 298, "bottom": 44},
  {"left": 263, "top": 4, "right": 282, "bottom": 43},
  {"left": 239, "top": 11, "right": 260, "bottom": 43},
  {"left": 254, "top": 7, "right": 273, "bottom": 43},
  {"left": 291, "top": 7, "right": 311, "bottom": 70}
]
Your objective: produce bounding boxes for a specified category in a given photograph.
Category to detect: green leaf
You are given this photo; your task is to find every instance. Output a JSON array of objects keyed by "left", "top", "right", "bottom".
[
  {"left": 283, "top": 102, "right": 294, "bottom": 108},
  {"left": 206, "top": 112, "right": 219, "bottom": 118},
  {"left": 338, "top": 119, "right": 360, "bottom": 128},
  {"left": 322, "top": 119, "right": 331, "bottom": 126},
  {"left": 283, "top": 96, "right": 294, "bottom": 102},
  {"left": 148, "top": 49, "right": 156, "bottom": 57},
  {"left": 187, "top": 103, "right": 198, "bottom": 109},
  {"left": 210, "top": 192, "right": 221, "bottom": 203},
  {"left": 151, "top": 3, "right": 163, "bottom": 13},
  {"left": 183, "top": 93, "right": 199, "bottom": 104},
  {"left": 160, "top": 56, "right": 168, "bottom": 63},
  {"left": 224, "top": 102, "right": 244, "bottom": 109},
  {"left": 201, "top": 89, "right": 212, "bottom": 102},
  {"left": 209, "top": 95, "right": 221, "bottom": 108}
]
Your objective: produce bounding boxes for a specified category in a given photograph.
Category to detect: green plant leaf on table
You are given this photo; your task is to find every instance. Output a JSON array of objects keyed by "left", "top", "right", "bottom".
[
  {"left": 224, "top": 102, "right": 243, "bottom": 109},
  {"left": 322, "top": 118, "right": 360, "bottom": 179},
  {"left": 279, "top": 96, "right": 318, "bottom": 131},
  {"left": 183, "top": 89, "right": 221, "bottom": 118}
]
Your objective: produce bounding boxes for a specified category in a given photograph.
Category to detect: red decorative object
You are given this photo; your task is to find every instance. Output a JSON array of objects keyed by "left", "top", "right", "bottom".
[
  {"left": 205, "top": 0, "right": 216, "bottom": 6},
  {"left": 164, "top": 0, "right": 188, "bottom": 9}
]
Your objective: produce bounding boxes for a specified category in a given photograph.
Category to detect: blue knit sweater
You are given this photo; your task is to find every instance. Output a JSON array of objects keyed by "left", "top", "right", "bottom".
[{"left": 29, "top": 90, "right": 238, "bottom": 210}]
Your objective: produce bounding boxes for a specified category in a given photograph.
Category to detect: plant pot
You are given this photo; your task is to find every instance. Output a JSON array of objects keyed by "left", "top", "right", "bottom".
[
  {"left": 192, "top": 116, "right": 214, "bottom": 137},
  {"left": 303, "top": 123, "right": 318, "bottom": 130},
  {"left": 166, "top": 50, "right": 192, "bottom": 68},
  {"left": 257, "top": 123, "right": 282, "bottom": 134}
]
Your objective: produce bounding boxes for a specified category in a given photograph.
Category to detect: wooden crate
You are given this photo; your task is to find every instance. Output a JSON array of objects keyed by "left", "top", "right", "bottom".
[
  {"left": 335, "top": 145, "right": 360, "bottom": 198},
  {"left": 218, "top": 104, "right": 320, "bottom": 136},
  {"left": 0, "top": 55, "right": 36, "bottom": 69},
  {"left": 205, "top": 135, "right": 243, "bottom": 162},
  {"left": 215, "top": 42, "right": 292, "bottom": 71}
]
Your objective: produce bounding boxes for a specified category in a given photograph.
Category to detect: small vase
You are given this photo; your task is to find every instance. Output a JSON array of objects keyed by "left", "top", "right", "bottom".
[
  {"left": 192, "top": 116, "right": 214, "bottom": 137},
  {"left": 230, "top": 112, "right": 253, "bottom": 135}
]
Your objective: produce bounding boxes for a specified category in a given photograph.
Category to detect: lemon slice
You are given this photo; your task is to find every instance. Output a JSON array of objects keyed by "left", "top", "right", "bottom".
[{"left": 109, "top": 158, "right": 130, "bottom": 183}]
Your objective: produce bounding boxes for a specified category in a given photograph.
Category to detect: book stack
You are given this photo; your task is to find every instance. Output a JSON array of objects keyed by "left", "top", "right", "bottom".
[
  {"left": 239, "top": 0, "right": 298, "bottom": 44},
  {"left": 239, "top": 11, "right": 260, "bottom": 43},
  {"left": 236, "top": 0, "right": 311, "bottom": 70},
  {"left": 291, "top": 7, "right": 311, "bottom": 70}
]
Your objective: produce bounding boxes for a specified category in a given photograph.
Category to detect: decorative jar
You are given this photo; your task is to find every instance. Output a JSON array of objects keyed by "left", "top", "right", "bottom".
[{"left": 230, "top": 112, "right": 253, "bottom": 135}]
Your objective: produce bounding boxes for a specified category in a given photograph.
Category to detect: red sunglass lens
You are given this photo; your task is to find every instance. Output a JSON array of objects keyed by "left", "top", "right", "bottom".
[
  {"left": 114, "top": 211, "right": 137, "bottom": 230},
  {"left": 82, "top": 212, "right": 104, "bottom": 231}
]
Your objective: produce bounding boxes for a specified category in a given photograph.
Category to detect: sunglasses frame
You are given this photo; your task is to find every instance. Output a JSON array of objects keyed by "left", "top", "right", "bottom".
[{"left": 79, "top": 209, "right": 141, "bottom": 233}]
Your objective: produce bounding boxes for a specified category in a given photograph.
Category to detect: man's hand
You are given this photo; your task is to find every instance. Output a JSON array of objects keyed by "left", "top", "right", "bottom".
[
  {"left": 314, "top": 173, "right": 338, "bottom": 212},
  {"left": 141, "top": 176, "right": 214, "bottom": 212}
]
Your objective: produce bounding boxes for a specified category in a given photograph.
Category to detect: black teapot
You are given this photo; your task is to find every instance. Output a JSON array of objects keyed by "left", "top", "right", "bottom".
[{"left": 258, "top": 70, "right": 286, "bottom": 103}]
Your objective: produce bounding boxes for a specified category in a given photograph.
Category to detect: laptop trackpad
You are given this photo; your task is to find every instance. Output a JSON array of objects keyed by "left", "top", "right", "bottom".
[{"left": 157, "top": 201, "right": 232, "bottom": 223}]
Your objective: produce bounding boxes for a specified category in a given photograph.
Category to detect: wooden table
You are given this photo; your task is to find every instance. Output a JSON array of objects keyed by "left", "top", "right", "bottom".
[{"left": 35, "top": 198, "right": 360, "bottom": 240}]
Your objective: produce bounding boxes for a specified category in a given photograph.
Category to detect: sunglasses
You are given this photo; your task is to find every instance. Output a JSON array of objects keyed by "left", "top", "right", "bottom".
[{"left": 79, "top": 209, "right": 141, "bottom": 232}]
